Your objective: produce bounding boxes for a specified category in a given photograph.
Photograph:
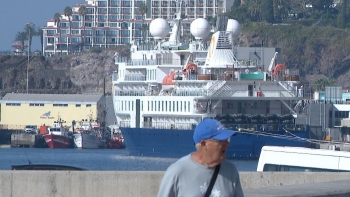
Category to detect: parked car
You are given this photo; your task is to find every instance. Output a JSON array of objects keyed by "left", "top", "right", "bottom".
[{"left": 24, "top": 125, "right": 38, "bottom": 134}]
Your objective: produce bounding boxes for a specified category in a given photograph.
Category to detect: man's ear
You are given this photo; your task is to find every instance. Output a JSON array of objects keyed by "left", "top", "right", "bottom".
[{"left": 200, "top": 140, "right": 206, "bottom": 147}]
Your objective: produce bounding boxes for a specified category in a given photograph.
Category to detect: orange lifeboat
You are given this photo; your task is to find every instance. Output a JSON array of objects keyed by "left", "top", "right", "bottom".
[
  {"left": 185, "top": 63, "right": 198, "bottom": 74},
  {"left": 272, "top": 64, "right": 287, "bottom": 76},
  {"left": 162, "top": 70, "right": 176, "bottom": 85}
]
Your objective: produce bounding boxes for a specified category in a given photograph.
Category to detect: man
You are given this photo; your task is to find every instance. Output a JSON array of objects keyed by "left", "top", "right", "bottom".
[{"left": 157, "top": 119, "right": 244, "bottom": 197}]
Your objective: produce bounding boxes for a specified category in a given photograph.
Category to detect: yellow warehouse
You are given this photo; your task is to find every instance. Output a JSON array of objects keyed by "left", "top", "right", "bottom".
[{"left": 0, "top": 93, "right": 106, "bottom": 130}]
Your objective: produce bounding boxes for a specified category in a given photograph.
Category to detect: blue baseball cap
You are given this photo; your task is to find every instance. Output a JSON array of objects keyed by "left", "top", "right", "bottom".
[{"left": 193, "top": 119, "right": 237, "bottom": 144}]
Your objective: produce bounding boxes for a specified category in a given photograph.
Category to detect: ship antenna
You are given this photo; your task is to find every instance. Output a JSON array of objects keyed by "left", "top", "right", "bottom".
[{"left": 25, "top": 151, "right": 32, "bottom": 164}]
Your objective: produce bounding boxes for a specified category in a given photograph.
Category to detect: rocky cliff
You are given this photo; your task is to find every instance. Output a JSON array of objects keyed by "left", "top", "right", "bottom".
[{"left": 0, "top": 50, "right": 117, "bottom": 97}]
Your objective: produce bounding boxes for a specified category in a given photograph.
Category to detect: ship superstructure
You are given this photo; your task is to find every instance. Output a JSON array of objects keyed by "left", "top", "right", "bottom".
[{"left": 112, "top": 15, "right": 308, "bottom": 158}]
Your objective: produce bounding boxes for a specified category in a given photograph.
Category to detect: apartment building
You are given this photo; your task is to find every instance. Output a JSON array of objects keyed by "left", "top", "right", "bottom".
[{"left": 42, "top": 0, "right": 234, "bottom": 56}]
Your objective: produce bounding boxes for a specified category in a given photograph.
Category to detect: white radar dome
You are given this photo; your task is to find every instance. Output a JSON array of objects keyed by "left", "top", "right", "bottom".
[
  {"left": 149, "top": 18, "right": 170, "bottom": 39},
  {"left": 190, "top": 18, "right": 211, "bottom": 39},
  {"left": 226, "top": 19, "right": 241, "bottom": 38}
]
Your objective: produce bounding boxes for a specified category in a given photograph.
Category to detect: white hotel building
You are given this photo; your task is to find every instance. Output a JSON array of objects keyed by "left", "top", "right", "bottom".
[{"left": 41, "top": 0, "right": 234, "bottom": 56}]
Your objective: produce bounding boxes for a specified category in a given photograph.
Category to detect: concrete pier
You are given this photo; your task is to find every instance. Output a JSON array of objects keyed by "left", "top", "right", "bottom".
[
  {"left": 11, "top": 133, "right": 46, "bottom": 148},
  {"left": 0, "top": 171, "right": 350, "bottom": 197}
]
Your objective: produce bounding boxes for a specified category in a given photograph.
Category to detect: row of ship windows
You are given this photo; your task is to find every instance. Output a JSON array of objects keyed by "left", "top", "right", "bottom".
[
  {"left": 116, "top": 100, "right": 191, "bottom": 112},
  {"left": 5, "top": 103, "right": 92, "bottom": 107},
  {"left": 147, "top": 101, "right": 191, "bottom": 112},
  {"left": 116, "top": 101, "right": 134, "bottom": 111}
]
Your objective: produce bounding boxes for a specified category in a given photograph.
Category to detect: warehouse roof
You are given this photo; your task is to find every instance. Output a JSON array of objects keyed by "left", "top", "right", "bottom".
[{"left": 0, "top": 93, "right": 103, "bottom": 103}]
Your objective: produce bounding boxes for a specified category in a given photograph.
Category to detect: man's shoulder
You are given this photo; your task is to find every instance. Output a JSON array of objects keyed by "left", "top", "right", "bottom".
[
  {"left": 221, "top": 160, "right": 239, "bottom": 171},
  {"left": 167, "top": 154, "right": 192, "bottom": 171},
  {"left": 172, "top": 154, "right": 192, "bottom": 165}
]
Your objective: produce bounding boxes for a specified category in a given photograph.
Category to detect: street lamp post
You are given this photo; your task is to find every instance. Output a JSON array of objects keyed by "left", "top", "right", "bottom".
[{"left": 26, "top": 22, "right": 33, "bottom": 94}]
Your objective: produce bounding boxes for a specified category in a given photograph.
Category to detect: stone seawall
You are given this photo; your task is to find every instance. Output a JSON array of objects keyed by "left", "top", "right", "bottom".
[{"left": 1, "top": 171, "right": 350, "bottom": 197}]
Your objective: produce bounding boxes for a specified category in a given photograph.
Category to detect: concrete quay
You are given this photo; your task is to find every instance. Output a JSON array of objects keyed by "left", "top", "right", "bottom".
[{"left": 1, "top": 171, "right": 350, "bottom": 197}]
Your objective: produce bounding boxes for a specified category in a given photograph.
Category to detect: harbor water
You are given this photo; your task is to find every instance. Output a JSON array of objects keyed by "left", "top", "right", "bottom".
[{"left": 0, "top": 147, "right": 258, "bottom": 171}]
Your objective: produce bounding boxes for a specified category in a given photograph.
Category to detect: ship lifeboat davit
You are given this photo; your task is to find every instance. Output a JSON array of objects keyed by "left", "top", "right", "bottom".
[
  {"left": 272, "top": 64, "right": 287, "bottom": 76},
  {"left": 185, "top": 63, "right": 198, "bottom": 74},
  {"left": 162, "top": 69, "right": 176, "bottom": 85}
]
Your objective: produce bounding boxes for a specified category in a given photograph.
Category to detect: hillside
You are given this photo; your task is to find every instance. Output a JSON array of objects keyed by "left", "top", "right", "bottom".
[
  {"left": 237, "top": 22, "right": 350, "bottom": 88},
  {"left": 0, "top": 50, "right": 117, "bottom": 97},
  {"left": 1, "top": 24, "right": 350, "bottom": 96}
]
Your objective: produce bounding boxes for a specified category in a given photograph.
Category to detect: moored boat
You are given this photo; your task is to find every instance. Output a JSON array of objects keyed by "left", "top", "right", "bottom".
[
  {"left": 73, "top": 120, "right": 105, "bottom": 149},
  {"left": 43, "top": 117, "right": 73, "bottom": 148},
  {"left": 43, "top": 126, "right": 73, "bottom": 149},
  {"left": 73, "top": 132, "right": 105, "bottom": 149},
  {"left": 106, "top": 137, "right": 124, "bottom": 149}
]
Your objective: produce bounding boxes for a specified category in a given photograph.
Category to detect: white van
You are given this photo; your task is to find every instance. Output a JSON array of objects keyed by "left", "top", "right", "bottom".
[
  {"left": 24, "top": 125, "right": 38, "bottom": 134},
  {"left": 257, "top": 146, "right": 350, "bottom": 172}
]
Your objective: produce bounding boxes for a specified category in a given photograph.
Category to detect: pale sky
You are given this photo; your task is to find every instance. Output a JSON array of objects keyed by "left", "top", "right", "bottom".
[{"left": 0, "top": 0, "right": 84, "bottom": 52}]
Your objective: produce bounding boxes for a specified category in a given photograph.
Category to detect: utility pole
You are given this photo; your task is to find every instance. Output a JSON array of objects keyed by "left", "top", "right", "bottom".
[{"left": 26, "top": 22, "right": 34, "bottom": 94}]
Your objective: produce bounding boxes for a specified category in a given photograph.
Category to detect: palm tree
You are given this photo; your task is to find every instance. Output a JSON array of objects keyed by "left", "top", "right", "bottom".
[
  {"left": 138, "top": 3, "right": 147, "bottom": 43},
  {"left": 247, "top": 0, "right": 263, "bottom": 21},
  {"left": 141, "top": 24, "right": 149, "bottom": 44},
  {"left": 25, "top": 23, "right": 36, "bottom": 55},
  {"left": 37, "top": 27, "right": 44, "bottom": 54},
  {"left": 14, "top": 31, "right": 28, "bottom": 55},
  {"left": 54, "top": 12, "right": 62, "bottom": 55},
  {"left": 138, "top": 3, "right": 147, "bottom": 19},
  {"left": 313, "top": 78, "right": 336, "bottom": 92},
  {"left": 64, "top": 6, "right": 73, "bottom": 55},
  {"left": 79, "top": 5, "right": 87, "bottom": 51}
]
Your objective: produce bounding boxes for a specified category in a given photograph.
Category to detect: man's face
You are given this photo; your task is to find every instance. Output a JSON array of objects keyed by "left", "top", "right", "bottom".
[{"left": 204, "top": 138, "right": 230, "bottom": 163}]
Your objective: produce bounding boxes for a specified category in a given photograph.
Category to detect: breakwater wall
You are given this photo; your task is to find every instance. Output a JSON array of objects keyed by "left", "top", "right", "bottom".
[{"left": 1, "top": 171, "right": 350, "bottom": 197}]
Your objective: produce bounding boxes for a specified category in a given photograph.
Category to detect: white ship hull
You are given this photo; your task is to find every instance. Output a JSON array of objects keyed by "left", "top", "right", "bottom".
[{"left": 73, "top": 133, "right": 105, "bottom": 149}]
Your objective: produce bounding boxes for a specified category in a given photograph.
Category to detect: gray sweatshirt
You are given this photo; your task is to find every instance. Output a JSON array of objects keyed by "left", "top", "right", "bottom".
[{"left": 157, "top": 154, "right": 244, "bottom": 197}]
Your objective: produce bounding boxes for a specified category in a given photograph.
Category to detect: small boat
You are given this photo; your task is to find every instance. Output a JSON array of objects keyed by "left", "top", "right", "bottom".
[
  {"left": 11, "top": 164, "right": 86, "bottom": 171},
  {"left": 106, "top": 137, "right": 125, "bottom": 149},
  {"left": 73, "top": 132, "right": 105, "bottom": 149},
  {"left": 73, "top": 124, "right": 105, "bottom": 149},
  {"left": 43, "top": 118, "right": 73, "bottom": 148}
]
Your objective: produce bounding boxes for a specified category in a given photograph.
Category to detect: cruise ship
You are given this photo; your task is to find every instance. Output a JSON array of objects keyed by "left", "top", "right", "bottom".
[{"left": 111, "top": 12, "right": 310, "bottom": 158}]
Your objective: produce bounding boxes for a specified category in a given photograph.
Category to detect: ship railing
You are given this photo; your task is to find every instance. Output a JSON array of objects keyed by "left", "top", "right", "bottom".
[
  {"left": 142, "top": 122, "right": 196, "bottom": 130},
  {"left": 124, "top": 74, "right": 146, "bottom": 81},
  {"left": 232, "top": 90, "right": 296, "bottom": 98},
  {"left": 172, "top": 89, "right": 206, "bottom": 96},
  {"left": 230, "top": 123, "right": 306, "bottom": 132},
  {"left": 119, "top": 121, "right": 131, "bottom": 128},
  {"left": 171, "top": 90, "right": 294, "bottom": 97},
  {"left": 115, "top": 90, "right": 146, "bottom": 96},
  {"left": 126, "top": 59, "right": 160, "bottom": 66},
  {"left": 115, "top": 57, "right": 161, "bottom": 65}
]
